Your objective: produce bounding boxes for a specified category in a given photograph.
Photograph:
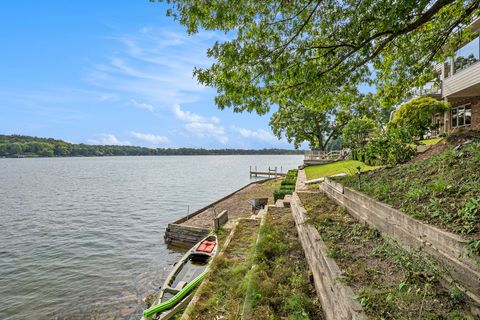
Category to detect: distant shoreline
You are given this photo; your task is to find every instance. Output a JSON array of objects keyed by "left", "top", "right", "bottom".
[
  {"left": 1, "top": 134, "right": 304, "bottom": 158},
  {"left": 0, "top": 153, "right": 304, "bottom": 159}
]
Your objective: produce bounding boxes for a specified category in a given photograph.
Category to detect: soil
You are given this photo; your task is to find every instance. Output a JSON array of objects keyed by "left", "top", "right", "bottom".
[
  {"left": 181, "top": 179, "right": 280, "bottom": 229},
  {"left": 414, "top": 129, "right": 480, "bottom": 161},
  {"left": 298, "top": 191, "right": 480, "bottom": 319}
]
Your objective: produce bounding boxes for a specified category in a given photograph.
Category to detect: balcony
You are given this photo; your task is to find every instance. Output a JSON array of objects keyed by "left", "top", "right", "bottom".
[
  {"left": 443, "top": 36, "right": 480, "bottom": 97},
  {"left": 410, "top": 81, "right": 442, "bottom": 97}
]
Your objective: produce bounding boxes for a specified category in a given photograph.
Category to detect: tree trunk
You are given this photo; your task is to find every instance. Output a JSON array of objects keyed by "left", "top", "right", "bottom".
[{"left": 316, "top": 134, "right": 325, "bottom": 151}]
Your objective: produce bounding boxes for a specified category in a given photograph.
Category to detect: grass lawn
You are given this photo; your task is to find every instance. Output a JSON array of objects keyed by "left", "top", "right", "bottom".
[
  {"left": 305, "top": 160, "right": 381, "bottom": 180},
  {"left": 418, "top": 137, "right": 443, "bottom": 145},
  {"left": 244, "top": 207, "right": 323, "bottom": 319}
]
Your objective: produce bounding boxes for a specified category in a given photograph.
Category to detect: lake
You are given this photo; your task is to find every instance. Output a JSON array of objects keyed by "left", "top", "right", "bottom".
[{"left": 0, "top": 155, "right": 302, "bottom": 319}]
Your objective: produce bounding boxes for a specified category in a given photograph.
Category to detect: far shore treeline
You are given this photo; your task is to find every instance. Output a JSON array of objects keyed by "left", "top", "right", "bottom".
[{"left": 0, "top": 135, "right": 304, "bottom": 158}]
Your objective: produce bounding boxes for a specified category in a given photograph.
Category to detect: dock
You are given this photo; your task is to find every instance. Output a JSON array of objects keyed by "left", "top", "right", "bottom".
[{"left": 249, "top": 166, "right": 286, "bottom": 178}]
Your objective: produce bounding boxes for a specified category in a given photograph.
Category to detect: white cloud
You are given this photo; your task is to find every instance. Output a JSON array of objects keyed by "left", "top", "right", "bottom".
[
  {"left": 88, "top": 134, "right": 131, "bottom": 146},
  {"left": 171, "top": 104, "right": 219, "bottom": 123},
  {"left": 185, "top": 122, "right": 228, "bottom": 144},
  {"left": 130, "top": 99, "right": 155, "bottom": 112},
  {"left": 128, "top": 131, "right": 169, "bottom": 145},
  {"left": 172, "top": 104, "right": 205, "bottom": 122},
  {"left": 232, "top": 127, "right": 277, "bottom": 142},
  {"left": 171, "top": 104, "right": 227, "bottom": 144},
  {"left": 88, "top": 28, "right": 219, "bottom": 107}
]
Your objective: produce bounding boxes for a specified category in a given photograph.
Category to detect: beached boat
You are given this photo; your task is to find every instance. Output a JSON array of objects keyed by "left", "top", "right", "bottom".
[{"left": 142, "top": 235, "right": 218, "bottom": 320}]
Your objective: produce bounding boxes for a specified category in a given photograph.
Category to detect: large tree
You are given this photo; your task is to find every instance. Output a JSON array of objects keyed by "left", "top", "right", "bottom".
[
  {"left": 155, "top": 0, "right": 479, "bottom": 112},
  {"left": 270, "top": 91, "right": 381, "bottom": 150},
  {"left": 270, "top": 102, "right": 350, "bottom": 150}
]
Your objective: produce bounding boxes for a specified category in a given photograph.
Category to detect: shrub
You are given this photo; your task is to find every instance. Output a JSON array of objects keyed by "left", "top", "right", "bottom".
[
  {"left": 439, "top": 131, "right": 449, "bottom": 138},
  {"left": 281, "top": 178, "right": 296, "bottom": 186},
  {"left": 273, "top": 189, "right": 293, "bottom": 202},
  {"left": 273, "top": 170, "right": 298, "bottom": 201},
  {"left": 361, "top": 127, "right": 416, "bottom": 166}
]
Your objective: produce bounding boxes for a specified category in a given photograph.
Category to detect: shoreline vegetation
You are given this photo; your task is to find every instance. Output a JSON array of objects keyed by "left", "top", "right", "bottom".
[{"left": 0, "top": 134, "right": 304, "bottom": 158}]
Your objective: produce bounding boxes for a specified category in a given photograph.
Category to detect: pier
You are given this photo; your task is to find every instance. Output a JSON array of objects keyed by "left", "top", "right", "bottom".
[{"left": 249, "top": 166, "right": 286, "bottom": 178}]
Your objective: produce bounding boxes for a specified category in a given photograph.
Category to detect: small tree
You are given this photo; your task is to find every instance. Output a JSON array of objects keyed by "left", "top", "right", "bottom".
[
  {"left": 362, "top": 127, "right": 416, "bottom": 166},
  {"left": 342, "top": 117, "right": 379, "bottom": 160},
  {"left": 388, "top": 97, "right": 450, "bottom": 138}
]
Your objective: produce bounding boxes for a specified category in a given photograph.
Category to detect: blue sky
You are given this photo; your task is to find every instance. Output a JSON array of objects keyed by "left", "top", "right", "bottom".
[{"left": 0, "top": 1, "right": 298, "bottom": 149}]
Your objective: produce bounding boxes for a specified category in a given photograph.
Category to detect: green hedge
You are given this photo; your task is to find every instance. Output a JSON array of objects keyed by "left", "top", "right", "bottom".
[
  {"left": 281, "top": 178, "right": 296, "bottom": 186},
  {"left": 273, "top": 169, "right": 298, "bottom": 201},
  {"left": 274, "top": 189, "right": 293, "bottom": 202}
]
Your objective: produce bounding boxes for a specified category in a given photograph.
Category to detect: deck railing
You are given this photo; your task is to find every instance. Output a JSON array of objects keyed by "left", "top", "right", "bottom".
[{"left": 304, "top": 150, "right": 341, "bottom": 161}]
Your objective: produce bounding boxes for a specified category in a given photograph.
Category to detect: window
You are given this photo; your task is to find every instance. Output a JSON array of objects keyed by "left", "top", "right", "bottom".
[
  {"left": 458, "top": 107, "right": 465, "bottom": 126},
  {"left": 451, "top": 104, "right": 472, "bottom": 128},
  {"left": 454, "top": 36, "right": 480, "bottom": 74},
  {"left": 465, "top": 106, "right": 472, "bottom": 125}
]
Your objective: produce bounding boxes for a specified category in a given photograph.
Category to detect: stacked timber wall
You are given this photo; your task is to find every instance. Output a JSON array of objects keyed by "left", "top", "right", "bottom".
[
  {"left": 290, "top": 192, "right": 367, "bottom": 320},
  {"left": 321, "top": 177, "right": 480, "bottom": 301}
]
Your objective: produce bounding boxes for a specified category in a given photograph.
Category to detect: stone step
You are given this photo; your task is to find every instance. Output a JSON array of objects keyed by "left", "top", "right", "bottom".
[
  {"left": 275, "top": 199, "right": 285, "bottom": 208},
  {"left": 283, "top": 194, "right": 292, "bottom": 207}
]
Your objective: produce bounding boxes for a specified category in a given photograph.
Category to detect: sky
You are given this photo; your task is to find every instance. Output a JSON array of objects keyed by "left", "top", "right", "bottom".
[{"left": 0, "top": 1, "right": 299, "bottom": 149}]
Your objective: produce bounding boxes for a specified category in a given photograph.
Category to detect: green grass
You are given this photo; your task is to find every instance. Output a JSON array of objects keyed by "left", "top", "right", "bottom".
[
  {"left": 244, "top": 208, "right": 323, "bottom": 319},
  {"left": 418, "top": 137, "right": 442, "bottom": 145},
  {"left": 299, "top": 192, "right": 477, "bottom": 320},
  {"left": 183, "top": 219, "right": 260, "bottom": 320},
  {"left": 183, "top": 209, "right": 322, "bottom": 320},
  {"left": 337, "top": 140, "right": 480, "bottom": 240},
  {"left": 304, "top": 160, "right": 381, "bottom": 180}
]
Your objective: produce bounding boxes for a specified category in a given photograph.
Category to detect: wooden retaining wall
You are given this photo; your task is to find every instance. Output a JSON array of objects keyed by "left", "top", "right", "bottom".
[
  {"left": 290, "top": 192, "right": 367, "bottom": 320},
  {"left": 321, "top": 178, "right": 480, "bottom": 301},
  {"left": 165, "top": 179, "right": 273, "bottom": 247}
]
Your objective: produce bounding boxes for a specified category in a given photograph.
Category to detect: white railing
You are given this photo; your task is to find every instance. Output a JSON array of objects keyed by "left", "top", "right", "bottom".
[{"left": 304, "top": 150, "right": 342, "bottom": 161}]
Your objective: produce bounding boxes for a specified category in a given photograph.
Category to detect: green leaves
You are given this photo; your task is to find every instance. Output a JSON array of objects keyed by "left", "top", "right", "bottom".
[
  {"left": 388, "top": 96, "right": 451, "bottom": 137},
  {"left": 156, "top": 0, "right": 479, "bottom": 113}
]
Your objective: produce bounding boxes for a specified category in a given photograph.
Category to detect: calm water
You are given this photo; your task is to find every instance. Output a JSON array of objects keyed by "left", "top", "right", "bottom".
[{"left": 0, "top": 155, "right": 302, "bottom": 320}]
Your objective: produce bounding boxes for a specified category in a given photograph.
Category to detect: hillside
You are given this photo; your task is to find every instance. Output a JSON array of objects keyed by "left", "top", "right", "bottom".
[
  {"left": 0, "top": 134, "right": 304, "bottom": 158},
  {"left": 337, "top": 132, "right": 480, "bottom": 240}
]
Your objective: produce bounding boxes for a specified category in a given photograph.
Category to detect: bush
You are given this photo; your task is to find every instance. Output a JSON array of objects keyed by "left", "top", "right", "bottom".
[
  {"left": 273, "top": 189, "right": 293, "bottom": 202},
  {"left": 281, "top": 178, "right": 296, "bottom": 186},
  {"left": 361, "top": 127, "right": 416, "bottom": 166},
  {"left": 273, "top": 170, "right": 298, "bottom": 201},
  {"left": 388, "top": 96, "right": 450, "bottom": 137},
  {"left": 439, "top": 131, "right": 449, "bottom": 138}
]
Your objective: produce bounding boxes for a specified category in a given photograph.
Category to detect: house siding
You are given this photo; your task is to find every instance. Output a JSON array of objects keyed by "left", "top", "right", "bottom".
[{"left": 443, "top": 62, "right": 480, "bottom": 97}]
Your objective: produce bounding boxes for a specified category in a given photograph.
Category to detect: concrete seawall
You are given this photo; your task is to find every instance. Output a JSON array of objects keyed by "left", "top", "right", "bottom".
[{"left": 164, "top": 178, "right": 276, "bottom": 247}]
